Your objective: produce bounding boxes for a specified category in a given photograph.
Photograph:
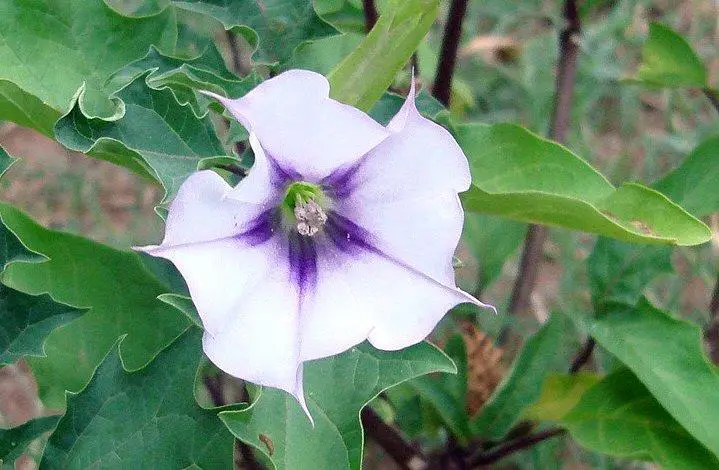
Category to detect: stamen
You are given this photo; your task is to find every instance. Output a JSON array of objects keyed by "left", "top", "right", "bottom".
[{"left": 294, "top": 198, "right": 327, "bottom": 237}]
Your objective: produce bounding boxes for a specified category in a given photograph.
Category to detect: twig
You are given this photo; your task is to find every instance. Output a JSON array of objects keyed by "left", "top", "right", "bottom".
[
  {"left": 225, "top": 30, "right": 243, "bottom": 75},
  {"left": 705, "top": 277, "right": 719, "bottom": 363},
  {"left": 704, "top": 88, "right": 719, "bottom": 114},
  {"left": 204, "top": 375, "right": 225, "bottom": 407},
  {"left": 432, "top": 0, "right": 470, "bottom": 106},
  {"left": 362, "top": 0, "right": 379, "bottom": 32},
  {"left": 467, "top": 428, "right": 566, "bottom": 467},
  {"left": 569, "top": 338, "right": 596, "bottom": 373},
  {"left": 506, "top": 0, "right": 581, "bottom": 322},
  {"left": 361, "top": 408, "right": 428, "bottom": 470},
  {"left": 215, "top": 164, "right": 248, "bottom": 177}
]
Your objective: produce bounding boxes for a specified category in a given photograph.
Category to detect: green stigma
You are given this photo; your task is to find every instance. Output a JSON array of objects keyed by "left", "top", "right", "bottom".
[{"left": 282, "top": 182, "right": 328, "bottom": 237}]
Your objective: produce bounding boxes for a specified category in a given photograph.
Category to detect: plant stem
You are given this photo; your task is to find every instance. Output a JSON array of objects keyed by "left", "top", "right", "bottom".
[
  {"left": 704, "top": 88, "right": 719, "bottom": 114},
  {"left": 215, "top": 164, "right": 248, "bottom": 177},
  {"left": 361, "top": 408, "right": 428, "bottom": 470},
  {"left": 225, "top": 30, "right": 243, "bottom": 75},
  {"left": 467, "top": 428, "right": 566, "bottom": 467},
  {"left": 432, "top": 0, "right": 470, "bottom": 106},
  {"left": 362, "top": 0, "right": 379, "bottom": 32},
  {"left": 569, "top": 338, "right": 596, "bottom": 373},
  {"left": 705, "top": 276, "right": 719, "bottom": 364},
  {"left": 507, "top": 0, "right": 580, "bottom": 321}
]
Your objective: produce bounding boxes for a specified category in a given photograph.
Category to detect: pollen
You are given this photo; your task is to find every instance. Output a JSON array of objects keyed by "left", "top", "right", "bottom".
[{"left": 294, "top": 198, "right": 327, "bottom": 237}]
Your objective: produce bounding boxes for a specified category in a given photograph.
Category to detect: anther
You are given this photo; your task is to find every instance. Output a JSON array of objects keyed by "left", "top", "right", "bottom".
[{"left": 294, "top": 198, "right": 327, "bottom": 237}]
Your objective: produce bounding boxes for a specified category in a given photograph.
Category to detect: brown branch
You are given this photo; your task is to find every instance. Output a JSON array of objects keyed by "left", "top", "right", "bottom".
[
  {"left": 215, "top": 163, "right": 248, "bottom": 177},
  {"left": 225, "top": 30, "right": 243, "bottom": 75},
  {"left": 704, "top": 88, "right": 719, "bottom": 114},
  {"left": 362, "top": 0, "right": 379, "bottom": 32},
  {"left": 507, "top": 0, "right": 581, "bottom": 321},
  {"left": 467, "top": 428, "right": 566, "bottom": 467},
  {"left": 569, "top": 338, "right": 596, "bottom": 373},
  {"left": 705, "top": 276, "right": 719, "bottom": 364},
  {"left": 361, "top": 408, "right": 428, "bottom": 470},
  {"left": 204, "top": 375, "right": 225, "bottom": 407},
  {"left": 432, "top": 0, "right": 470, "bottom": 106}
]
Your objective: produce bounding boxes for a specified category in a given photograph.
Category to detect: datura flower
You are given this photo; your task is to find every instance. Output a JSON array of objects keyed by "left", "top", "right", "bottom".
[{"left": 138, "top": 70, "right": 493, "bottom": 418}]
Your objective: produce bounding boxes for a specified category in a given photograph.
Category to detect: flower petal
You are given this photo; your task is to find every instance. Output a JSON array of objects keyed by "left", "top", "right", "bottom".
[
  {"left": 337, "top": 81, "right": 471, "bottom": 203},
  {"left": 298, "top": 223, "right": 479, "bottom": 360},
  {"left": 325, "top": 84, "right": 474, "bottom": 289},
  {"left": 201, "top": 70, "right": 389, "bottom": 180},
  {"left": 138, "top": 170, "right": 268, "bottom": 249}
]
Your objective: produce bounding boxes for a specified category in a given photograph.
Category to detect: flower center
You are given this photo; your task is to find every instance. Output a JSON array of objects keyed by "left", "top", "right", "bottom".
[{"left": 283, "top": 182, "right": 328, "bottom": 237}]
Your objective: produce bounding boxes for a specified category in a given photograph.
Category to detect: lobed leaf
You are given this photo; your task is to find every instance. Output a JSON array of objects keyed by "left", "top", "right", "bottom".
[
  {"left": 0, "top": 204, "right": 189, "bottom": 408},
  {"left": 41, "top": 328, "right": 234, "bottom": 469},
  {"left": 55, "top": 76, "right": 227, "bottom": 201},
  {"left": 0, "top": 286, "right": 83, "bottom": 365},
  {"left": 457, "top": 123, "right": 711, "bottom": 246},
  {"left": 0, "top": 0, "right": 177, "bottom": 129},
  {"left": 0, "top": 416, "right": 61, "bottom": 467},
  {"left": 170, "top": 0, "right": 337, "bottom": 64},
  {"left": 220, "top": 342, "right": 455, "bottom": 470}
]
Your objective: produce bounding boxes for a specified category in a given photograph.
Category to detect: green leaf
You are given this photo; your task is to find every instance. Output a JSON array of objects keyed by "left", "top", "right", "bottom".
[
  {"left": 55, "top": 76, "right": 225, "bottom": 200},
  {"left": 0, "top": 146, "right": 16, "bottom": 178},
  {"left": 471, "top": 313, "right": 572, "bottom": 439},
  {"left": 171, "top": 0, "right": 337, "bottom": 64},
  {"left": 587, "top": 238, "right": 672, "bottom": 311},
  {"left": 328, "top": 0, "right": 440, "bottom": 111},
  {"left": 561, "top": 368, "right": 719, "bottom": 469},
  {"left": 0, "top": 204, "right": 189, "bottom": 408},
  {"left": 157, "top": 293, "right": 202, "bottom": 327},
  {"left": 457, "top": 123, "right": 711, "bottom": 246},
  {"left": 464, "top": 214, "right": 526, "bottom": 292},
  {"left": 0, "top": 214, "right": 44, "bottom": 273},
  {"left": 523, "top": 373, "right": 602, "bottom": 421},
  {"left": 0, "top": 286, "right": 83, "bottom": 365},
  {"left": 636, "top": 23, "right": 707, "bottom": 89},
  {"left": 589, "top": 298, "right": 719, "bottom": 458},
  {"left": 0, "top": 0, "right": 177, "bottom": 126},
  {"left": 42, "top": 328, "right": 234, "bottom": 469},
  {"left": 108, "top": 45, "right": 261, "bottom": 111},
  {"left": 0, "top": 416, "right": 60, "bottom": 467},
  {"left": 653, "top": 136, "right": 719, "bottom": 218},
  {"left": 220, "top": 342, "right": 455, "bottom": 470},
  {"left": 406, "top": 334, "right": 469, "bottom": 442},
  {"left": 0, "top": 81, "right": 60, "bottom": 137}
]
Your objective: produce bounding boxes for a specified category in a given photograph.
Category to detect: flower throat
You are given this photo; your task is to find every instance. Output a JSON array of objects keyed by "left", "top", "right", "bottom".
[{"left": 283, "top": 181, "right": 328, "bottom": 237}]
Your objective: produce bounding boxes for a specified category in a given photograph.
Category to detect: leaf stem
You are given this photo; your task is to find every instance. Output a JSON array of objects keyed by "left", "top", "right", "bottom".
[
  {"left": 507, "top": 0, "right": 580, "bottom": 322},
  {"left": 569, "top": 338, "right": 596, "bottom": 373},
  {"left": 225, "top": 30, "right": 244, "bottom": 76},
  {"left": 361, "top": 408, "right": 428, "bottom": 470},
  {"left": 705, "top": 276, "right": 719, "bottom": 363},
  {"left": 362, "top": 0, "right": 379, "bottom": 32},
  {"left": 467, "top": 428, "right": 566, "bottom": 467},
  {"left": 703, "top": 88, "right": 719, "bottom": 114},
  {"left": 432, "top": 0, "right": 470, "bottom": 106}
]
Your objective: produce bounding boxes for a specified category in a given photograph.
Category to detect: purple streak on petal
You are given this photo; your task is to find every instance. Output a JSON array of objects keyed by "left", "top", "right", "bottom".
[
  {"left": 266, "top": 152, "right": 302, "bottom": 187},
  {"left": 320, "top": 163, "right": 362, "bottom": 200},
  {"left": 323, "top": 211, "right": 375, "bottom": 254},
  {"left": 288, "top": 232, "right": 318, "bottom": 295},
  {"left": 236, "top": 208, "right": 281, "bottom": 246}
]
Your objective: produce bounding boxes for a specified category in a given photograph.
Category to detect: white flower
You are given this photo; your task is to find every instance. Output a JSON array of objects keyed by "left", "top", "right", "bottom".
[{"left": 138, "top": 70, "right": 493, "bottom": 418}]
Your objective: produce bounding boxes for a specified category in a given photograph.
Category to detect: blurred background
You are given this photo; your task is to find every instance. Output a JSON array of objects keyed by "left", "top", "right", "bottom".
[{"left": 1, "top": 0, "right": 717, "bottom": 467}]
